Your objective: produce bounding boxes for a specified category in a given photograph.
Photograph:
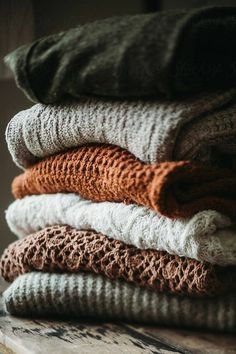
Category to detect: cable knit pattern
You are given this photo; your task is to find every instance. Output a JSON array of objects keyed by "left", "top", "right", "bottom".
[
  {"left": 3, "top": 225, "right": 235, "bottom": 296},
  {"left": 7, "top": 194, "right": 236, "bottom": 266},
  {"left": 6, "top": 90, "right": 236, "bottom": 169},
  {"left": 12, "top": 145, "right": 236, "bottom": 219},
  {"left": 3, "top": 272, "right": 236, "bottom": 332}
]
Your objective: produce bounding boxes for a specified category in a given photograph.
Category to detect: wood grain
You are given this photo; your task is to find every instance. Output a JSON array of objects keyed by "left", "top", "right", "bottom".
[
  {"left": 0, "top": 342, "right": 15, "bottom": 354},
  {"left": 0, "top": 277, "right": 236, "bottom": 354}
]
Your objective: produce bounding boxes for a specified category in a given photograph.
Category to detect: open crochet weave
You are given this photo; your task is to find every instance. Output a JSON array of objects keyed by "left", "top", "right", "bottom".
[
  {"left": 3, "top": 272, "right": 236, "bottom": 332},
  {"left": 12, "top": 145, "right": 236, "bottom": 219},
  {"left": 2, "top": 225, "right": 236, "bottom": 296},
  {"left": 6, "top": 194, "right": 236, "bottom": 265}
]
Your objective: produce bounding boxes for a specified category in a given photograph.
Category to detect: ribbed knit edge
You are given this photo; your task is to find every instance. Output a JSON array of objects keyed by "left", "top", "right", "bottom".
[{"left": 3, "top": 272, "right": 236, "bottom": 332}]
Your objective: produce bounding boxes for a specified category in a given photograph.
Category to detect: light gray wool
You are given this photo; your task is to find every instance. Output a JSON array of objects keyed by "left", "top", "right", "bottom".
[
  {"left": 6, "top": 89, "right": 236, "bottom": 169},
  {"left": 6, "top": 193, "right": 236, "bottom": 265},
  {"left": 3, "top": 272, "right": 236, "bottom": 332}
]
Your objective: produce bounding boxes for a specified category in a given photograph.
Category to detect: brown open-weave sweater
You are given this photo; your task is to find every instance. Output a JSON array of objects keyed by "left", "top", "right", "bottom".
[
  {"left": 12, "top": 144, "right": 236, "bottom": 219},
  {"left": 1, "top": 225, "right": 235, "bottom": 296}
]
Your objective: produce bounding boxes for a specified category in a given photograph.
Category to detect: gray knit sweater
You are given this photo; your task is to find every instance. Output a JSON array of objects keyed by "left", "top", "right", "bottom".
[
  {"left": 6, "top": 89, "right": 236, "bottom": 169},
  {"left": 3, "top": 272, "right": 236, "bottom": 332}
]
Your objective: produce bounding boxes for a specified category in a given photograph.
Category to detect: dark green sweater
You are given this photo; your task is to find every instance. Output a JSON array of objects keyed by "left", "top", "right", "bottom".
[{"left": 5, "top": 7, "right": 236, "bottom": 103}]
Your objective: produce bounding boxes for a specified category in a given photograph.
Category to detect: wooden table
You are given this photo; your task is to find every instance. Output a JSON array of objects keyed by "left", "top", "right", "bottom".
[{"left": 0, "top": 278, "right": 236, "bottom": 354}]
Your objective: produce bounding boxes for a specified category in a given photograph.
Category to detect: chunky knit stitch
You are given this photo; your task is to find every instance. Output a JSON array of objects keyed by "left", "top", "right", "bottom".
[
  {"left": 3, "top": 272, "right": 236, "bottom": 332},
  {"left": 5, "top": 7, "right": 236, "bottom": 102},
  {"left": 6, "top": 89, "right": 236, "bottom": 169},
  {"left": 3, "top": 225, "right": 235, "bottom": 296},
  {"left": 12, "top": 145, "right": 236, "bottom": 219},
  {"left": 6, "top": 194, "right": 236, "bottom": 266}
]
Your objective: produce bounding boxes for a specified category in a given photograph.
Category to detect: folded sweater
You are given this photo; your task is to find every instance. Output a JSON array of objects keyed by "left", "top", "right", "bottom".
[
  {"left": 3, "top": 225, "right": 235, "bottom": 296},
  {"left": 5, "top": 7, "right": 236, "bottom": 102},
  {"left": 12, "top": 145, "right": 236, "bottom": 219},
  {"left": 3, "top": 272, "right": 236, "bottom": 332},
  {"left": 6, "top": 90, "right": 236, "bottom": 169},
  {"left": 6, "top": 194, "right": 236, "bottom": 265}
]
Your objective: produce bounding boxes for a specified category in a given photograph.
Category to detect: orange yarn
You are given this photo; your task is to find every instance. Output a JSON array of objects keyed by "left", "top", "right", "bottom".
[{"left": 12, "top": 144, "right": 236, "bottom": 219}]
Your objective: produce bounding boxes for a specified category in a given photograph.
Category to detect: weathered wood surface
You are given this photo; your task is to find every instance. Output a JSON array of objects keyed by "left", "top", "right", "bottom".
[{"left": 0, "top": 278, "right": 236, "bottom": 354}]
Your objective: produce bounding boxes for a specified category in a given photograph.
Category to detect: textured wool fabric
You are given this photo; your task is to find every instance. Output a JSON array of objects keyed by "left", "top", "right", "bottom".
[
  {"left": 5, "top": 7, "right": 236, "bottom": 103},
  {"left": 6, "top": 90, "right": 236, "bottom": 169},
  {"left": 3, "top": 225, "right": 235, "bottom": 296},
  {"left": 12, "top": 145, "right": 236, "bottom": 219},
  {"left": 3, "top": 272, "right": 236, "bottom": 332},
  {"left": 6, "top": 194, "right": 236, "bottom": 266}
]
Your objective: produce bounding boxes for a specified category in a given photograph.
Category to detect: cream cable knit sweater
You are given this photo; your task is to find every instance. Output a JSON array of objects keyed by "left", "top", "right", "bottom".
[
  {"left": 4, "top": 272, "right": 236, "bottom": 332},
  {"left": 6, "top": 193, "right": 236, "bottom": 265},
  {"left": 6, "top": 89, "right": 236, "bottom": 169}
]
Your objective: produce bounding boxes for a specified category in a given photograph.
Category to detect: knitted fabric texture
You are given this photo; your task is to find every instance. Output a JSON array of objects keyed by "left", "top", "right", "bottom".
[
  {"left": 3, "top": 272, "right": 236, "bottom": 332},
  {"left": 6, "top": 194, "right": 236, "bottom": 266},
  {"left": 3, "top": 225, "right": 235, "bottom": 296},
  {"left": 5, "top": 7, "right": 236, "bottom": 102},
  {"left": 12, "top": 145, "right": 236, "bottom": 219},
  {"left": 6, "top": 90, "right": 236, "bottom": 169}
]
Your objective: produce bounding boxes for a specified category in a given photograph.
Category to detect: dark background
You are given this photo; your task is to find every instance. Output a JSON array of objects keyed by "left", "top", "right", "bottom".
[{"left": 1, "top": 0, "right": 236, "bottom": 253}]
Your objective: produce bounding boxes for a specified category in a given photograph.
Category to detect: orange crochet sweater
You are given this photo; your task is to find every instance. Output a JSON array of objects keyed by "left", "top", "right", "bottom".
[
  {"left": 1, "top": 225, "right": 235, "bottom": 296},
  {"left": 12, "top": 144, "right": 236, "bottom": 219}
]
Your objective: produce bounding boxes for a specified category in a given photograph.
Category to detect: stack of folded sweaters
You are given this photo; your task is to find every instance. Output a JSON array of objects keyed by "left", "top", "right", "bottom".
[{"left": 1, "top": 7, "right": 236, "bottom": 332}]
